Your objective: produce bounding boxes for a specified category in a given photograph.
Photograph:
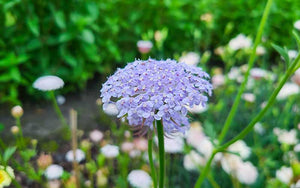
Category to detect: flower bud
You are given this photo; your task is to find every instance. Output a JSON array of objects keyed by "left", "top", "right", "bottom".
[
  {"left": 10, "top": 126, "right": 19, "bottom": 135},
  {"left": 11, "top": 105, "right": 23, "bottom": 118},
  {"left": 80, "top": 139, "right": 92, "bottom": 151}
]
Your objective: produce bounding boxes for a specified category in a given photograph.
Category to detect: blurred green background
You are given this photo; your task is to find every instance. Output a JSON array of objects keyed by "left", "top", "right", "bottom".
[{"left": 1, "top": 0, "right": 300, "bottom": 104}]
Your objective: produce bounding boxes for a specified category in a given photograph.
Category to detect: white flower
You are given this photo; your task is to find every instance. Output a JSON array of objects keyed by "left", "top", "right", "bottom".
[
  {"left": 195, "top": 137, "right": 213, "bottom": 159},
  {"left": 277, "top": 83, "right": 300, "bottom": 100},
  {"left": 186, "top": 104, "right": 207, "bottom": 113},
  {"left": 137, "top": 40, "right": 153, "bottom": 54},
  {"left": 129, "top": 150, "right": 141, "bottom": 158},
  {"left": 228, "top": 34, "right": 252, "bottom": 51},
  {"left": 276, "top": 166, "right": 293, "bottom": 184},
  {"left": 294, "top": 144, "right": 300, "bottom": 152},
  {"left": 250, "top": 68, "right": 267, "bottom": 80},
  {"left": 103, "top": 103, "right": 119, "bottom": 116},
  {"left": 127, "top": 170, "right": 152, "bottom": 188},
  {"left": 254, "top": 122, "right": 265, "bottom": 135},
  {"left": 186, "top": 122, "right": 205, "bottom": 148},
  {"left": 275, "top": 129, "right": 298, "bottom": 145},
  {"left": 56, "top": 95, "right": 66, "bottom": 105},
  {"left": 291, "top": 179, "right": 300, "bottom": 188},
  {"left": 101, "top": 144, "right": 119, "bottom": 158},
  {"left": 228, "top": 67, "right": 243, "bottom": 81},
  {"left": 184, "top": 150, "right": 206, "bottom": 171},
  {"left": 162, "top": 135, "right": 184, "bottom": 154},
  {"left": 212, "top": 74, "right": 225, "bottom": 88},
  {"left": 242, "top": 93, "right": 256, "bottom": 103},
  {"left": 89, "top": 130, "right": 104, "bottom": 143},
  {"left": 65, "top": 149, "right": 85, "bottom": 162},
  {"left": 228, "top": 140, "right": 251, "bottom": 159},
  {"left": 221, "top": 154, "right": 243, "bottom": 174},
  {"left": 179, "top": 52, "right": 200, "bottom": 66},
  {"left": 33, "top": 75, "right": 64, "bottom": 91},
  {"left": 256, "top": 45, "right": 266, "bottom": 56},
  {"left": 294, "top": 20, "right": 300, "bottom": 30},
  {"left": 44, "top": 165, "right": 63, "bottom": 180},
  {"left": 121, "top": 142, "right": 135, "bottom": 153},
  {"left": 236, "top": 161, "right": 258, "bottom": 185},
  {"left": 288, "top": 50, "right": 298, "bottom": 60}
]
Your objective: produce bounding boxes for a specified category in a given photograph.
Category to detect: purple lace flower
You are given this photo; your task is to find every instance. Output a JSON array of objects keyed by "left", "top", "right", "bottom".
[{"left": 100, "top": 59, "right": 212, "bottom": 134}]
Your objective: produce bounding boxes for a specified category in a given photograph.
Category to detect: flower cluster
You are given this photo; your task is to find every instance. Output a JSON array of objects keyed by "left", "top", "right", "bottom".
[{"left": 100, "top": 59, "right": 212, "bottom": 134}]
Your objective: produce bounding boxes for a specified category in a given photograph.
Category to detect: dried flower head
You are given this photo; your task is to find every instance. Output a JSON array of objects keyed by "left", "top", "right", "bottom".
[
  {"left": 37, "top": 153, "right": 53, "bottom": 170},
  {"left": 100, "top": 59, "right": 212, "bottom": 135},
  {"left": 33, "top": 75, "right": 64, "bottom": 91}
]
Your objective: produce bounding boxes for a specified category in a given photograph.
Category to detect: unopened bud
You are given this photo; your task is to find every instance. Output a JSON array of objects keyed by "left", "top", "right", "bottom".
[
  {"left": 11, "top": 126, "right": 19, "bottom": 135},
  {"left": 11, "top": 105, "right": 23, "bottom": 118}
]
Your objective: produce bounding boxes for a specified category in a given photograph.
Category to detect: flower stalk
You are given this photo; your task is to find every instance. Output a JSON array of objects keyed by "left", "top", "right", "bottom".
[
  {"left": 156, "top": 120, "right": 165, "bottom": 188},
  {"left": 50, "top": 90, "right": 68, "bottom": 127},
  {"left": 148, "top": 132, "right": 157, "bottom": 188},
  {"left": 218, "top": 0, "right": 274, "bottom": 144},
  {"left": 15, "top": 117, "right": 25, "bottom": 149},
  {"left": 194, "top": 50, "right": 300, "bottom": 188}
]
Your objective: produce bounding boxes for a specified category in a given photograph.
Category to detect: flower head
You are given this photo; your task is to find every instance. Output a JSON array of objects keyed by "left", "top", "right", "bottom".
[
  {"left": 44, "top": 164, "right": 63, "bottom": 180},
  {"left": 11, "top": 105, "right": 23, "bottom": 118},
  {"left": 179, "top": 52, "right": 200, "bottom": 66},
  {"left": 0, "top": 166, "right": 14, "bottom": 187},
  {"left": 294, "top": 20, "right": 300, "bottom": 30},
  {"left": 276, "top": 166, "right": 293, "bottom": 184},
  {"left": 65, "top": 149, "right": 86, "bottom": 163},
  {"left": 127, "top": 169, "right": 152, "bottom": 188},
  {"left": 137, "top": 40, "right": 153, "bottom": 54},
  {"left": 89, "top": 130, "right": 104, "bottom": 143},
  {"left": 100, "top": 59, "right": 212, "bottom": 134},
  {"left": 228, "top": 34, "right": 252, "bottom": 51},
  {"left": 100, "top": 144, "right": 119, "bottom": 158},
  {"left": 33, "top": 75, "right": 64, "bottom": 91}
]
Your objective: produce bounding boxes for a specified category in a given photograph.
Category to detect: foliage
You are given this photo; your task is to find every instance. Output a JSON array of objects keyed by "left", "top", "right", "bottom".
[{"left": 1, "top": 0, "right": 300, "bottom": 104}]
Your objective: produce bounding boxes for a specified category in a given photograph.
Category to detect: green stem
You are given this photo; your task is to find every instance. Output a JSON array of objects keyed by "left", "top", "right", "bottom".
[
  {"left": 194, "top": 151, "right": 216, "bottom": 188},
  {"left": 194, "top": 51, "right": 300, "bottom": 188},
  {"left": 218, "top": 0, "right": 274, "bottom": 143},
  {"left": 16, "top": 117, "right": 25, "bottom": 149},
  {"left": 49, "top": 90, "right": 68, "bottom": 127},
  {"left": 156, "top": 120, "right": 165, "bottom": 188},
  {"left": 148, "top": 134, "right": 157, "bottom": 188}
]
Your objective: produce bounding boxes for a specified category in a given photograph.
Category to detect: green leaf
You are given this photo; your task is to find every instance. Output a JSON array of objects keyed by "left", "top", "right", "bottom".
[
  {"left": 20, "top": 149, "right": 37, "bottom": 161},
  {"left": 4, "top": 147, "right": 17, "bottom": 162},
  {"left": 26, "top": 15, "right": 40, "bottom": 36},
  {"left": 54, "top": 11, "right": 66, "bottom": 29},
  {"left": 81, "top": 29, "right": 95, "bottom": 44},
  {"left": 271, "top": 43, "right": 289, "bottom": 64}
]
